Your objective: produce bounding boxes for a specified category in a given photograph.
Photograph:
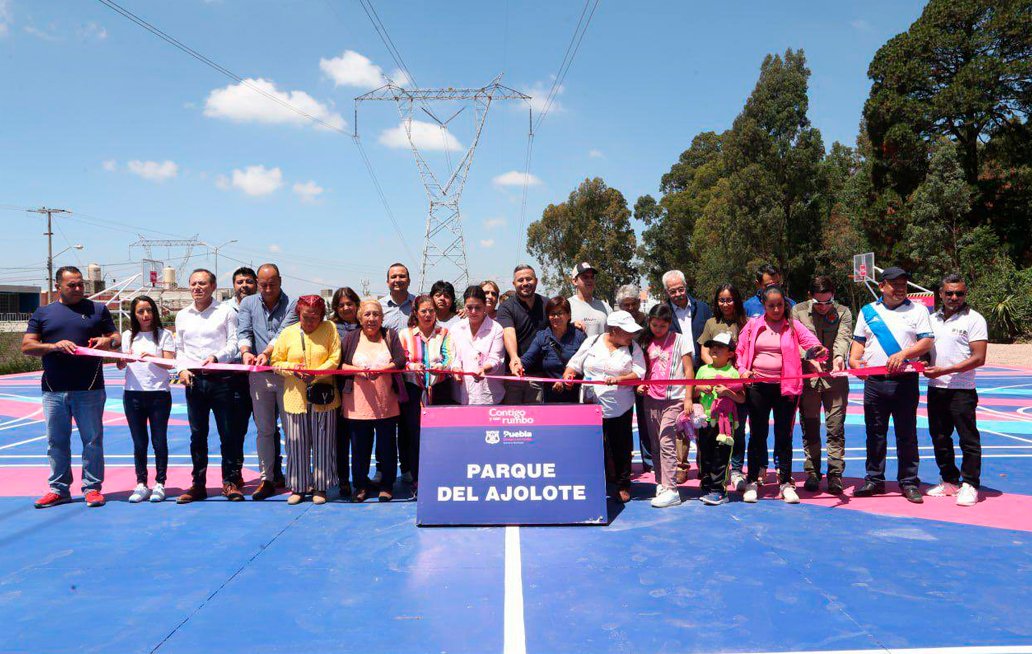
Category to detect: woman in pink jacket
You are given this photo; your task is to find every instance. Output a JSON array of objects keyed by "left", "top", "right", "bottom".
[{"left": 736, "top": 286, "right": 826, "bottom": 504}]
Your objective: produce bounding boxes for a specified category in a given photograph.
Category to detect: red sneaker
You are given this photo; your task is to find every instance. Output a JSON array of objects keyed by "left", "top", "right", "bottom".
[
  {"left": 34, "top": 492, "right": 72, "bottom": 509},
  {"left": 84, "top": 490, "right": 106, "bottom": 507}
]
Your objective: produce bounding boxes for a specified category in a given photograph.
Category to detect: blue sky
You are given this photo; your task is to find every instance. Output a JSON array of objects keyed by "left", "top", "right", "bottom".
[{"left": 0, "top": 0, "right": 926, "bottom": 296}]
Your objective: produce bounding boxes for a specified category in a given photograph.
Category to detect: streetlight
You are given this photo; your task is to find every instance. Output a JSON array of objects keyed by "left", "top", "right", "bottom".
[
  {"left": 47, "top": 244, "right": 84, "bottom": 302},
  {"left": 204, "top": 239, "right": 237, "bottom": 289}
]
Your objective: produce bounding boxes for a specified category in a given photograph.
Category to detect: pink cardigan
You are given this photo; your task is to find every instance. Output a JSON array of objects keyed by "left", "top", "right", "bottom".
[{"left": 735, "top": 316, "right": 821, "bottom": 396}]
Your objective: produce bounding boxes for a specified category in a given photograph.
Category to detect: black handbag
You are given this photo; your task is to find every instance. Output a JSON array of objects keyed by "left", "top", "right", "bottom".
[{"left": 300, "top": 329, "right": 335, "bottom": 406}]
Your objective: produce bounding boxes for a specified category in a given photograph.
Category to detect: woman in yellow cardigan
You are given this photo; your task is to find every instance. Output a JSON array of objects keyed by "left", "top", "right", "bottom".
[{"left": 270, "top": 295, "right": 341, "bottom": 505}]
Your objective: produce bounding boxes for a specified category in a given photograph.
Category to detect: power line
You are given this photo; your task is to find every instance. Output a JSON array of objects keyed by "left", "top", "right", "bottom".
[
  {"left": 355, "top": 0, "right": 417, "bottom": 88},
  {"left": 94, "top": 0, "right": 417, "bottom": 261}
]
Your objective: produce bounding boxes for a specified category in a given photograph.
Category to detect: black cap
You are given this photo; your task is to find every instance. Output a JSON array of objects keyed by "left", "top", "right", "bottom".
[
  {"left": 880, "top": 266, "right": 909, "bottom": 282},
  {"left": 571, "top": 262, "right": 598, "bottom": 278}
]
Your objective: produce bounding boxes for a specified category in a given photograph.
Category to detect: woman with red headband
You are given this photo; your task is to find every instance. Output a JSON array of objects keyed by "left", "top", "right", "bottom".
[{"left": 270, "top": 295, "right": 341, "bottom": 505}]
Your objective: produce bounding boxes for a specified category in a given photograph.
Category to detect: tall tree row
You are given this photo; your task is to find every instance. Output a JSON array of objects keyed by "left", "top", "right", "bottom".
[{"left": 527, "top": 0, "right": 1031, "bottom": 340}]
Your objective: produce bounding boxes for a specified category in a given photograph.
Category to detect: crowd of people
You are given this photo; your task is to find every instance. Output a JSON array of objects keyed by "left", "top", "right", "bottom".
[{"left": 22, "top": 259, "right": 989, "bottom": 511}]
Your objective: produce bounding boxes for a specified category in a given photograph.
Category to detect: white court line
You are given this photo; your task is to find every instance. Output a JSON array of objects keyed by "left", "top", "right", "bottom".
[
  {"left": 504, "top": 525, "right": 527, "bottom": 654},
  {"left": 743, "top": 643, "right": 1032, "bottom": 647}
]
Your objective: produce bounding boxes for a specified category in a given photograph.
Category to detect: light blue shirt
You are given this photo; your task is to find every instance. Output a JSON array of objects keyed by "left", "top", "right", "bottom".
[
  {"left": 380, "top": 293, "right": 415, "bottom": 333},
  {"left": 237, "top": 292, "right": 298, "bottom": 354}
]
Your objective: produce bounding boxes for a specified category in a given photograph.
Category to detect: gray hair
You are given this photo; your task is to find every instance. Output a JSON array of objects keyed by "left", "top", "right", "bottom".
[
  {"left": 941, "top": 272, "right": 965, "bottom": 287},
  {"left": 661, "top": 270, "right": 686, "bottom": 289},
  {"left": 614, "top": 284, "right": 640, "bottom": 304}
]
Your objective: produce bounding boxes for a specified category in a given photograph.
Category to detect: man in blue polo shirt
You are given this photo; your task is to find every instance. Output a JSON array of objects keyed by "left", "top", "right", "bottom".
[
  {"left": 849, "top": 266, "right": 934, "bottom": 503},
  {"left": 22, "top": 266, "right": 119, "bottom": 509},
  {"left": 743, "top": 263, "right": 797, "bottom": 318}
]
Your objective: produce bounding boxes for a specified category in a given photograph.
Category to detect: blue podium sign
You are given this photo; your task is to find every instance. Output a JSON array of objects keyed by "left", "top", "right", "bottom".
[{"left": 416, "top": 404, "right": 607, "bottom": 526}]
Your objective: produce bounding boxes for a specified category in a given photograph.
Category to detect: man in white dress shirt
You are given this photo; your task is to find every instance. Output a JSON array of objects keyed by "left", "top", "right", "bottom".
[{"left": 175, "top": 269, "right": 249, "bottom": 503}]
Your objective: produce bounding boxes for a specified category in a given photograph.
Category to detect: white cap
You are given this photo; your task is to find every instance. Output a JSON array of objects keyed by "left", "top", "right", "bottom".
[
  {"left": 704, "top": 331, "right": 734, "bottom": 348},
  {"left": 606, "top": 310, "right": 643, "bottom": 334}
]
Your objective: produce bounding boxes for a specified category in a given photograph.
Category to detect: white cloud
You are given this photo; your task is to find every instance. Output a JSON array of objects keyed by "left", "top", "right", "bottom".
[
  {"left": 78, "top": 21, "right": 107, "bottom": 41},
  {"left": 588, "top": 149, "right": 604, "bottom": 159},
  {"left": 268, "top": 244, "right": 282, "bottom": 253},
  {"left": 320, "top": 50, "right": 405, "bottom": 88},
  {"left": 101, "top": 159, "right": 117, "bottom": 172},
  {"left": 0, "top": 0, "right": 12, "bottom": 38},
  {"left": 850, "top": 18, "right": 872, "bottom": 31},
  {"left": 221, "top": 165, "right": 283, "bottom": 196},
  {"left": 480, "top": 239, "right": 495, "bottom": 248},
  {"left": 492, "top": 171, "right": 541, "bottom": 188},
  {"left": 483, "top": 217, "right": 506, "bottom": 229},
  {"left": 524, "top": 79, "right": 564, "bottom": 115},
  {"left": 127, "top": 159, "right": 179, "bottom": 182},
  {"left": 204, "top": 78, "right": 345, "bottom": 131},
  {"left": 24, "top": 25, "right": 60, "bottom": 42},
  {"left": 292, "top": 180, "right": 324, "bottom": 203},
  {"left": 379, "top": 119, "right": 463, "bottom": 152}
]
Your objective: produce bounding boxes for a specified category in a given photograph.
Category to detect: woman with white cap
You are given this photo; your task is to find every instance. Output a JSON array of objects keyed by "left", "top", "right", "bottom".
[{"left": 563, "top": 310, "right": 646, "bottom": 503}]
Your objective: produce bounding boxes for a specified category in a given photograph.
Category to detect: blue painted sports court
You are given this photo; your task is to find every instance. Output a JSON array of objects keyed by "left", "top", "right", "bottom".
[{"left": 1, "top": 364, "right": 1031, "bottom": 654}]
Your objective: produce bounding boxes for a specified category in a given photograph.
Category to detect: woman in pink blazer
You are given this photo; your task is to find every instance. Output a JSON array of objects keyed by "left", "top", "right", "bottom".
[{"left": 736, "top": 286, "right": 826, "bottom": 504}]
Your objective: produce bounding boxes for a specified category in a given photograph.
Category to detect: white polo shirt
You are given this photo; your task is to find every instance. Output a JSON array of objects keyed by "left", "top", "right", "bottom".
[
  {"left": 928, "top": 306, "right": 988, "bottom": 390},
  {"left": 853, "top": 299, "right": 934, "bottom": 367}
]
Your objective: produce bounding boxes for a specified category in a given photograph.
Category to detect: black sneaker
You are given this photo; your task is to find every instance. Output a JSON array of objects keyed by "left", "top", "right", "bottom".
[
  {"left": 826, "top": 476, "right": 844, "bottom": 495},
  {"left": 804, "top": 475, "right": 821, "bottom": 492}
]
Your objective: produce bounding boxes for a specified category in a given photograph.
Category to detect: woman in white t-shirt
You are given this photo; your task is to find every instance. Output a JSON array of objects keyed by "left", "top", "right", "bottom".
[
  {"left": 563, "top": 311, "right": 646, "bottom": 503},
  {"left": 117, "top": 296, "right": 175, "bottom": 503}
]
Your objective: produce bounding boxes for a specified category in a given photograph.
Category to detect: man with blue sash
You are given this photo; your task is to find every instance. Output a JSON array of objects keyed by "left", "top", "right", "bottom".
[{"left": 849, "top": 267, "right": 934, "bottom": 503}]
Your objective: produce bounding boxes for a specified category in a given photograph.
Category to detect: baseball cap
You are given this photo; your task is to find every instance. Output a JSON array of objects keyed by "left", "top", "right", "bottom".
[
  {"left": 572, "top": 262, "right": 598, "bottom": 278},
  {"left": 880, "top": 266, "right": 909, "bottom": 282},
  {"left": 606, "top": 310, "right": 643, "bottom": 333},
  {"left": 704, "top": 331, "right": 735, "bottom": 349}
]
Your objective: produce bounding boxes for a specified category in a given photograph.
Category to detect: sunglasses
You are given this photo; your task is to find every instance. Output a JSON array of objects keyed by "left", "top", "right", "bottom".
[
  {"left": 813, "top": 298, "right": 835, "bottom": 306},
  {"left": 944, "top": 291, "right": 966, "bottom": 297}
]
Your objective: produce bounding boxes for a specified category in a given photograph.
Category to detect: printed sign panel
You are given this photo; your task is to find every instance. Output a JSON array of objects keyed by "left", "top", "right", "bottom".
[{"left": 416, "top": 404, "right": 607, "bottom": 526}]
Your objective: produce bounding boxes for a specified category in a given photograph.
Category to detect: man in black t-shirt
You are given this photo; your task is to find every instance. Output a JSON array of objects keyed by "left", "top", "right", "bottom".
[
  {"left": 497, "top": 264, "right": 548, "bottom": 405},
  {"left": 22, "top": 266, "right": 119, "bottom": 509}
]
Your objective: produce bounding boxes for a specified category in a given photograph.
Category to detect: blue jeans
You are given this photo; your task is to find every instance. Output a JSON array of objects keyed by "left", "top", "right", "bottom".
[{"left": 43, "top": 389, "right": 106, "bottom": 495}]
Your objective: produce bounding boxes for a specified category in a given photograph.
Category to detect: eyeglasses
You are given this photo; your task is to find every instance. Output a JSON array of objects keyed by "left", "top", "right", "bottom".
[
  {"left": 813, "top": 298, "right": 835, "bottom": 306},
  {"left": 944, "top": 291, "right": 966, "bottom": 297},
  {"left": 717, "top": 298, "right": 735, "bottom": 304}
]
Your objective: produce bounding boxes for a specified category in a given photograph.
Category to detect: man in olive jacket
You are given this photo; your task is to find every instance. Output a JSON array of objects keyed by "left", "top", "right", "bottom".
[{"left": 791, "top": 275, "right": 854, "bottom": 495}]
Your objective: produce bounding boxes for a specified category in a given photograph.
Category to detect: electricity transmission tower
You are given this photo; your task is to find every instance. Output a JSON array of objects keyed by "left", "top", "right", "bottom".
[
  {"left": 355, "top": 76, "right": 530, "bottom": 291},
  {"left": 129, "top": 235, "right": 201, "bottom": 283}
]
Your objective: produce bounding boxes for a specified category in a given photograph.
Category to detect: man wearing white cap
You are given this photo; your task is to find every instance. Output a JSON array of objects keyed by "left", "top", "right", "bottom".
[
  {"left": 568, "top": 262, "right": 611, "bottom": 338},
  {"left": 563, "top": 310, "right": 646, "bottom": 503}
]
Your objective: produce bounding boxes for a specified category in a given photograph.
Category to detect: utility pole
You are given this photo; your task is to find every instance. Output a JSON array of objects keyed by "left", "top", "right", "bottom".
[
  {"left": 360, "top": 278, "right": 371, "bottom": 297},
  {"left": 355, "top": 77, "right": 531, "bottom": 291},
  {"left": 202, "top": 239, "right": 238, "bottom": 289},
  {"left": 28, "top": 207, "right": 71, "bottom": 303}
]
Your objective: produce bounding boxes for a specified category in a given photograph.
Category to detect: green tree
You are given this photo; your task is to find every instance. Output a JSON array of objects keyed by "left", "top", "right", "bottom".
[
  {"left": 691, "top": 49, "right": 825, "bottom": 297},
  {"left": 864, "top": 0, "right": 1032, "bottom": 195},
  {"left": 526, "top": 177, "right": 638, "bottom": 300},
  {"left": 635, "top": 131, "right": 725, "bottom": 294}
]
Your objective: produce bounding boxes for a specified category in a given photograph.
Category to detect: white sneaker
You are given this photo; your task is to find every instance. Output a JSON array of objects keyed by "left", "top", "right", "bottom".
[
  {"left": 654, "top": 484, "right": 664, "bottom": 498},
  {"left": 956, "top": 482, "right": 978, "bottom": 507},
  {"left": 150, "top": 483, "right": 166, "bottom": 503},
  {"left": 128, "top": 483, "right": 150, "bottom": 503},
  {"left": 743, "top": 482, "right": 759, "bottom": 503},
  {"left": 927, "top": 481, "right": 960, "bottom": 497},
  {"left": 779, "top": 483, "right": 800, "bottom": 504},
  {"left": 730, "top": 471, "right": 746, "bottom": 493},
  {"left": 650, "top": 488, "right": 681, "bottom": 508}
]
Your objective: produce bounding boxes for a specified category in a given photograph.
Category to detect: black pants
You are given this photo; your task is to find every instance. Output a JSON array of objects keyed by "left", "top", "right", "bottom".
[
  {"left": 927, "top": 387, "right": 981, "bottom": 488},
  {"left": 393, "top": 382, "right": 421, "bottom": 476},
  {"left": 729, "top": 402, "right": 749, "bottom": 473},
  {"left": 634, "top": 394, "right": 653, "bottom": 469},
  {"left": 747, "top": 383, "right": 798, "bottom": 484},
  {"left": 336, "top": 416, "right": 351, "bottom": 489},
  {"left": 185, "top": 373, "right": 249, "bottom": 486},
  {"left": 123, "top": 390, "right": 171, "bottom": 484},
  {"left": 698, "top": 424, "right": 734, "bottom": 494},
  {"left": 863, "top": 373, "right": 920, "bottom": 487},
  {"left": 603, "top": 407, "right": 634, "bottom": 491},
  {"left": 351, "top": 417, "right": 399, "bottom": 492},
  {"left": 399, "top": 382, "right": 423, "bottom": 483}
]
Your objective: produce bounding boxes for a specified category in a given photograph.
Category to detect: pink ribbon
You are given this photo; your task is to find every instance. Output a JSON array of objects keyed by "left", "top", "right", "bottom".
[{"left": 74, "top": 346, "right": 923, "bottom": 387}]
